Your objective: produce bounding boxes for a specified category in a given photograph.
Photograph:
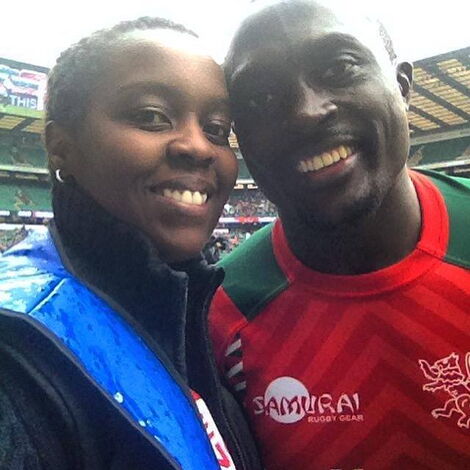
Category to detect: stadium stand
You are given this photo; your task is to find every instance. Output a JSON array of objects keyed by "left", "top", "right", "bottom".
[
  {"left": 0, "top": 130, "right": 46, "bottom": 167},
  {"left": 0, "top": 181, "right": 50, "bottom": 211}
]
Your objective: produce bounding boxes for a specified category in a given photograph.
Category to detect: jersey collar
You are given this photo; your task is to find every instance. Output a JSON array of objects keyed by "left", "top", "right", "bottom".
[{"left": 272, "top": 171, "right": 449, "bottom": 297}]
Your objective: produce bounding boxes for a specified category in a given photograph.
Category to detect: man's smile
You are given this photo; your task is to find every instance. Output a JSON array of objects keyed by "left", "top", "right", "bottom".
[{"left": 296, "top": 144, "right": 355, "bottom": 173}]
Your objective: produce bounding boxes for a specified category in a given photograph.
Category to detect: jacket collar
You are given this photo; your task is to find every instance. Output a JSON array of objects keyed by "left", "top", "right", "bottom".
[{"left": 51, "top": 179, "right": 223, "bottom": 378}]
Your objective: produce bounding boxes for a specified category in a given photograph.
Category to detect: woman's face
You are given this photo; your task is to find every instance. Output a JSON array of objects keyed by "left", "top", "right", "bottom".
[{"left": 65, "top": 31, "right": 237, "bottom": 262}]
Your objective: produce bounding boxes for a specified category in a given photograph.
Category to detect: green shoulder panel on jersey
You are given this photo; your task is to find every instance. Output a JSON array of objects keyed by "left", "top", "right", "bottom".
[
  {"left": 219, "top": 223, "right": 289, "bottom": 320},
  {"left": 417, "top": 169, "right": 470, "bottom": 269}
]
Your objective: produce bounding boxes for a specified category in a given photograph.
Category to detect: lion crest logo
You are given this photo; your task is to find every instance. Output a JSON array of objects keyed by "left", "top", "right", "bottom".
[{"left": 419, "top": 352, "right": 470, "bottom": 429}]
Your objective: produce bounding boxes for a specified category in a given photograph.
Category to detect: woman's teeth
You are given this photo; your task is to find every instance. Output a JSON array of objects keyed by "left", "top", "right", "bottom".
[
  {"left": 297, "top": 145, "right": 355, "bottom": 173},
  {"left": 162, "top": 188, "right": 208, "bottom": 206}
]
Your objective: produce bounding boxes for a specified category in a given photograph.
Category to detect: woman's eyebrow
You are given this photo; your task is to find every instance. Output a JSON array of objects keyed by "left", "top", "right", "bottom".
[
  {"left": 116, "top": 81, "right": 183, "bottom": 99},
  {"left": 115, "top": 81, "right": 230, "bottom": 114}
]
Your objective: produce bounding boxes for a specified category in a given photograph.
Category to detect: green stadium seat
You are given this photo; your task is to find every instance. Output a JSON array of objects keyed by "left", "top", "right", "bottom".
[
  {"left": 410, "top": 136, "right": 470, "bottom": 166},
  {"left": 0, "top": 181, "right": 51, "bottom": 211}
]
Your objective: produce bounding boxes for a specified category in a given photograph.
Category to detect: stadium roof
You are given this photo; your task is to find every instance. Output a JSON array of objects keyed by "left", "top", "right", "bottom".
[
  {"left": 409, "top": 47, "right": 470, "bottom": 139},
  {"left": 1, "top": 46, "right": 469, "bottom": 144}
]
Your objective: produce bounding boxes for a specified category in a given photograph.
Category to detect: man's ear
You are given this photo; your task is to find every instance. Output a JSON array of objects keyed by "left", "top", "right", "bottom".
[
  {"left": 396, "top": 61, "right": 413, "bottom": 107},
  {"left": 44, "top": 121, "right": 76, "bottom": 176}
]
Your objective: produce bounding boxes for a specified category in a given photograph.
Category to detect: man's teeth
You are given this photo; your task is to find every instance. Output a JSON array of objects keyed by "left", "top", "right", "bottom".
[
  {"left": 162, "top": 188, "right": 208, "bottom": 205},
  {"left": 297, "top": 145, "right": 355, "bottom": 173}
]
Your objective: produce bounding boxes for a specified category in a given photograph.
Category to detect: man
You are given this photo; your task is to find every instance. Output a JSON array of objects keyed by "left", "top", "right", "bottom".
[{"left": 210, "top": 1, "right": 470, "bottom": 469}]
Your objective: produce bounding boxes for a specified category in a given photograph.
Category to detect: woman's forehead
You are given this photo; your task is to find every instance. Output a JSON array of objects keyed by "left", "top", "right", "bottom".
[
  {"left": 95, "top": 31, "right": 221, "bottom": 85},
  {"left": 87, "top": 36, "right": 228, "bottom": 109},
  {"left": 122, "top": 28, "right": 213, "bottom": 61}
]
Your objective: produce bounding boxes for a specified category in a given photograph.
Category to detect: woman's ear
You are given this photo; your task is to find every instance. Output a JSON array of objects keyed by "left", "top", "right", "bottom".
[
  {"left": 396, "top": 61, "right": 413, "bottom": 108},
  {"left": 44, "top": 121, "right": 75, "bottom": 176}
]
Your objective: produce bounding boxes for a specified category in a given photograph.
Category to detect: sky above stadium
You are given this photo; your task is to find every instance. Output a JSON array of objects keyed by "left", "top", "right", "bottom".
[{"left": 0, "top": 0, "right": 468, "bottom": 68}]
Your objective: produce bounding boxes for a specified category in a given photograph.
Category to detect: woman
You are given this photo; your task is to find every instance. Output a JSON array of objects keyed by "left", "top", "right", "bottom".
[{"left": 0, "top": 17, "right": 261, "bottom": 470}]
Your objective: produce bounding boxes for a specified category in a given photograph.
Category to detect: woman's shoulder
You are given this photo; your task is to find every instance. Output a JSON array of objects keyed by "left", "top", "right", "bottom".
[
  {"left": 0, "top": 314, "right": 177, "bottom": 470},
  {"left": 0, "top": 314, "right": 109, "bottom": 469}
]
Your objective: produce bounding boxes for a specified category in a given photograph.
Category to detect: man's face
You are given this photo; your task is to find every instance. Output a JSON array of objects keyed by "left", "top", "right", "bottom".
[{"left": 228, "top": 1, "right": 411, "bottom": 228}]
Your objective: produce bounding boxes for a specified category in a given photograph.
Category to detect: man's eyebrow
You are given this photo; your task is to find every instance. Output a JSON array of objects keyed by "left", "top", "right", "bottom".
[
  {"left": 303, "top": 33, "right": 375, "bottom": 61},
  {"left": 230, "top": 33, "right": 374, "bottom": 87}
]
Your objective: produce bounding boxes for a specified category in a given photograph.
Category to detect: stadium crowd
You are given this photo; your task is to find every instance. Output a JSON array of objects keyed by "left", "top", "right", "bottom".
[
  {"left": 223, "top": 190, "right": 277, "bottom": 217},
  {"left": 0, "top": 189, "right": 276, "bottom": 257}
]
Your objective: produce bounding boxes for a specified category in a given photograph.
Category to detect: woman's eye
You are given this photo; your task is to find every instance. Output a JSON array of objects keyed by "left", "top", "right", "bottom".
[
  {"left": 131, "top": 109, "right": 172, "bottom": 130},
  {"left": 204, "top": 123, "right": 231, "bottom": 144}
]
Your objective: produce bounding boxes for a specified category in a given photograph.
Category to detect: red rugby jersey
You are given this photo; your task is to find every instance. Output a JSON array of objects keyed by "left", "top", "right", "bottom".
[{"left": 210, "top": 171, "right": 470, "bottom": 470}]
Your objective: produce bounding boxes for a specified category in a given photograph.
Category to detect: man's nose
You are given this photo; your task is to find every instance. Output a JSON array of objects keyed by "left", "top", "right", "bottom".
[
  {"left": 287, "top": 80, "right": 338, "bottom": 133},
  {"left": 167, "top": 117, "right": 215, "bottom": 167}
]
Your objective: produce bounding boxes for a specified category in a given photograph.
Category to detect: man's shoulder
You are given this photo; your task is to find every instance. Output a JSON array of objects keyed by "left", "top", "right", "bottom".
[
  {"left": 416, "top": 169, "right": 470, "bottom": 194},
  {"left": 415, "top": 169, "right": 470, "bottom": 269},
  {"left": 218, "top": 223, "right": 289, "bottom": 320}
]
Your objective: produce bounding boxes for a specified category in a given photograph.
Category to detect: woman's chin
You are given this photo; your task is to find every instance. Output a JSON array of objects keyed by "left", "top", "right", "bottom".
[{"left": 151, "top": 231, "right": 210, "bottom": 264}]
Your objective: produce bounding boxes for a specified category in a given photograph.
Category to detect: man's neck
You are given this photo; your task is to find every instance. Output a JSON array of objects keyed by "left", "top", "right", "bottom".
[{"left": 281, "top": 170, "right": 422, "bottom": 275}]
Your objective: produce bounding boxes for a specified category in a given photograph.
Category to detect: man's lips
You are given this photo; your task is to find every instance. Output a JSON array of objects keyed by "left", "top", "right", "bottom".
[
  {"left": 296, "top": 144, "right": 356, "bottom": 173},
  {"left": 289, "top": 133, "right": 357, "bottom": 160}
]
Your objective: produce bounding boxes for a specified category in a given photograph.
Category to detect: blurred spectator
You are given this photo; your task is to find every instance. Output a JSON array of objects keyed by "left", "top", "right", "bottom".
[
  {"left": 222, "top": 190, "right": 277, "bottom": 217},
  {"left": 212, "top": 227, "right": 257, "bottom": 258},
  {"left": 203, "top": 235, "right": 229, "bottom": 264}
]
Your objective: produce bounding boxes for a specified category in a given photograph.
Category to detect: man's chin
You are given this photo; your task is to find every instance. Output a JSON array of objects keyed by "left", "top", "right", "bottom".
[{"left": 289, "top": 191, "right": 382, "bottom": 233}]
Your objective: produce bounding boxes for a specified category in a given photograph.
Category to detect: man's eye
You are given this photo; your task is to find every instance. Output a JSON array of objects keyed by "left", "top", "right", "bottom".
[
  {"left": 322, "top": 58, "right": 360, "bottom": 82},
  {"left": 131, "top": 109, "right": 172, "bottom": 130},
  {"left": 204, "top": 122, "right": 231, "bottom": 145}
]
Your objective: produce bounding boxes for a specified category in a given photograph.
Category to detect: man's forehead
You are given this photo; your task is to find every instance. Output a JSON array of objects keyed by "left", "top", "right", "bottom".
[{"left": 229, "top": 1, "right": 390, "bottom": 69}]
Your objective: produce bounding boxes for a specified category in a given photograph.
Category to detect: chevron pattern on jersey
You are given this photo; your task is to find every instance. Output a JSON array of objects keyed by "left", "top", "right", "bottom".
[{"left": 239, "top": 265, "right": 470, "bottom": 469}]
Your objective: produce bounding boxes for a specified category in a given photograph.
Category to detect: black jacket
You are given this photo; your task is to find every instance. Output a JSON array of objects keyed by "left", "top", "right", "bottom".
[{"left": 0, "top": 181, "right": 261, "bottom": 470}]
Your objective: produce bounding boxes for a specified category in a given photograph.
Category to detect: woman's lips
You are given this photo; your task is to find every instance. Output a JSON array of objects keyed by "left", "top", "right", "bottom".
[
  {"left": 159, "top": 188, "right": 208, "bottom": 206},
  {"left": 148, "top": 176, "right": 217, "bottom": 207}
]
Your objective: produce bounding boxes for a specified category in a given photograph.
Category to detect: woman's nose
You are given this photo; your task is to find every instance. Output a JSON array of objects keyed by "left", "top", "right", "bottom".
[{"left": 166, "top": 117, "right": 215, "bottom": 168}]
